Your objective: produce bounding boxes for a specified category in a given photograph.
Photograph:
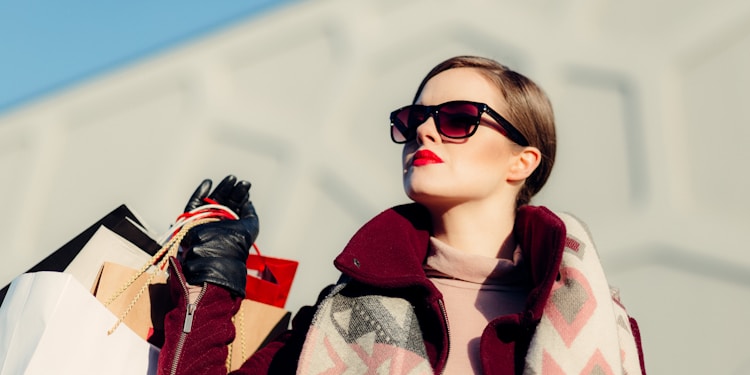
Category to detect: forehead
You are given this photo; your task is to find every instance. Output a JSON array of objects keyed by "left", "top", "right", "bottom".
[{"left": 416, "top": 67, "right": 506, "bottom": 110}]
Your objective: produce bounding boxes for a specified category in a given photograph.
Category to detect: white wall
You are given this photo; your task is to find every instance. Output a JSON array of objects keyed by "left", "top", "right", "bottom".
[{"left": 1, "top": 0, "right": 749, "bottom": 373}]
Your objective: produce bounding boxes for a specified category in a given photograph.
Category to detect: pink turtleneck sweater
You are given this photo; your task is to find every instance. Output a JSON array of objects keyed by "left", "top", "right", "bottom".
[{"left": 424, "top": 237, "right": 531, "bottom": 374}]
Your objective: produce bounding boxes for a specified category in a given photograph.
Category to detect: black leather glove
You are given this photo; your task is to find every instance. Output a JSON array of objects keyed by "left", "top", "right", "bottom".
[{"left": 180, "top": 175, "right": 259, "bottom": 297}]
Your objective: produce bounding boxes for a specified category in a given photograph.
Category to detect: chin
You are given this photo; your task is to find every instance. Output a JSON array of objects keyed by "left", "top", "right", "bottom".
[
  {"left": 405, "top": 189, "right": 454, "bottom": 208},
  {"left": 404, "top": 187, "right": 429, "bottom": 204},
  {"left": 404, "top": 175, "right": 464, "bottom": 204}
]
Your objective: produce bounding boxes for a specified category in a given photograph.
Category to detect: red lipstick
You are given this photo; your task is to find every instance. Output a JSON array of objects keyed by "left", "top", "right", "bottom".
[{"left": 412, "top": 149, "right": 443, "bottom": 166}]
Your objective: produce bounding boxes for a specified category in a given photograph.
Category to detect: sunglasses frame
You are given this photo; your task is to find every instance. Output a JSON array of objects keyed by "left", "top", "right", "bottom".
[{"left": 390, "top": 100, "right": 529, "bottom": 146}]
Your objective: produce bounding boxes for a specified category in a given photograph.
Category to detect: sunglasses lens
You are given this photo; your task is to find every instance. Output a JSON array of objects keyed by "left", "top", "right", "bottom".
[
  {"left": 436, "top": 102, "right": 481, "bottom": 138},
  {"left": 390, "top": 124, "right": 407, "bottom": 143},
  {"left": 391, "top": 106, "right": 427, "bottom": 143}
]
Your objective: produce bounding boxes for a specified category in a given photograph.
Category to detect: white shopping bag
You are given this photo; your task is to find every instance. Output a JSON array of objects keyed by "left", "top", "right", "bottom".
[
  {"left": 0, "top": 271, "right": 159, "bottom": 375},
  {"left": 64, "top": 225, "right": 154, "bottom": 290}
]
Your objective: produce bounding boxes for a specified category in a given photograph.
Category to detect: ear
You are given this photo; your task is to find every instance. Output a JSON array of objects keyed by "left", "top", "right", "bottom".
[{"left": 508, "top": 146, "right": 541, "bottom": 182}]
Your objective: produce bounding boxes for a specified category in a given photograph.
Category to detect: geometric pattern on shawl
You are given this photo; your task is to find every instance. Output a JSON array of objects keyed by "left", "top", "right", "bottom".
[
  {"left": 524, "top": 212, "right": 643, "bottom": 375},
  {"left": 297, "top": 283, "right": 433, "bottom": 375}
]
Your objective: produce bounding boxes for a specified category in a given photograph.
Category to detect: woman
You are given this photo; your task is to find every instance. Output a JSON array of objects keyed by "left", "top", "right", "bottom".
[{"left": 157, "top": 56, "right": 646, "bottom": 374}]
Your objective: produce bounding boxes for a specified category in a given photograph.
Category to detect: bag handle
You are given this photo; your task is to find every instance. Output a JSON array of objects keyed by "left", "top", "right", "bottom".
[
  {"left": 157, "top": 199, "right": 238, "bottom": 244},
  {"left": 227, "top": 307, "right": 247, "bottom": 370}
]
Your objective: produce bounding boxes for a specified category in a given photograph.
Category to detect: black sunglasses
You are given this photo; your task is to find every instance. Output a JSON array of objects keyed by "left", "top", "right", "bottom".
[{"left": 390, "top": 100, "right": 529, "bottom": 146}]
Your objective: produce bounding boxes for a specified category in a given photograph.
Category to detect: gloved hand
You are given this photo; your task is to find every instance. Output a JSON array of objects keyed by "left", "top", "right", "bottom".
[{"left": 180, "top": 175, "right": 259, "bottom": 297}]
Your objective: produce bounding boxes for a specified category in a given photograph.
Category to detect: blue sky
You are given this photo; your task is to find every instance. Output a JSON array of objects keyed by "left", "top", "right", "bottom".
[{"left": 0, "top": 1, "right": 296, "bottom": 114}]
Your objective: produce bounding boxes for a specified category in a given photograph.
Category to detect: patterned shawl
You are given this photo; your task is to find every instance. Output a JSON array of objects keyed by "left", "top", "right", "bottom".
[{"left": 296, "top": 211, "right": 644, "bottom": 375}]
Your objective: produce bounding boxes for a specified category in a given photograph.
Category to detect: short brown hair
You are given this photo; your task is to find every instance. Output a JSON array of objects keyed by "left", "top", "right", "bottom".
[{"left": 412, "top": 56, "right": 556, "bottom": 207}]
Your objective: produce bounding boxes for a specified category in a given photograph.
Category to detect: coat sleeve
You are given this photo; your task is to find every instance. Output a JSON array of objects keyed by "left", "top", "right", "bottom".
[
  {"left": 157, "top": 258, "right": 328, "bottom": 375},
  {"left": 158, "top": 258, "right": 244, "bottom": 375}
]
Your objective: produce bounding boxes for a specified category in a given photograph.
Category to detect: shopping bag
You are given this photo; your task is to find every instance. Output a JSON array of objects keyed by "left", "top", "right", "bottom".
[
  {"left": 0, "top": 271, "right": 159, "bottom": 375},
  {"left": 66, "top": 225, "right": 156, "bottom": 293},
  {"left": 227, "top": 299, "right": 291, "bottom": 370},
  {"left": 0, "top": 204, "right": 160, "bottom": 305},
  {"left": 245, "top": 244, "right": 298, "bottom": 308},
  {"left": 91, "top": 261, "right": 170, "bottom": 344}
]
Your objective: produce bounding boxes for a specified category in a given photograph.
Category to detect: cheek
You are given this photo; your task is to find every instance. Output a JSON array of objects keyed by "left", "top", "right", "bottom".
[
  {"left": 457, "top": 144, "right": 506, "bottom": 172},
  {"left": 452, "top": 141, "right": 516, "bottom": 187},
  {"left": 401, "top": 144, "right": 416, "bottom": 166}
]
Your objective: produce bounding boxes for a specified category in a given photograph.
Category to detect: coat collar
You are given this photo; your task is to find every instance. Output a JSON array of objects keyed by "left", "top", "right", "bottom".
[
  {"left": 334, "top": 203, "right": 433, "bottom": 291},
  {"left": 333, "top": 203, "right": 566, "bottom": 312}
]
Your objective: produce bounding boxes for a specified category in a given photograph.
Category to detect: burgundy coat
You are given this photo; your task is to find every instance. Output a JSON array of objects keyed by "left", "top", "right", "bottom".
[{"left": 157, "top": 204, "right": 646, "bottom": 374}]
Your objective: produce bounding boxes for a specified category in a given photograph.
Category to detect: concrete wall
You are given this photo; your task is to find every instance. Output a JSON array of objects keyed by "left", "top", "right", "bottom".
[{"left": 2, "top": 0, "right": 749, "bottom": 373}]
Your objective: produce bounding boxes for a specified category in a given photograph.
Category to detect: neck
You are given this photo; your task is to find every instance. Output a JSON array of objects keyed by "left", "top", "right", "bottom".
[{"left": 427, "top": 198, "right": 518, "bottom": 259}]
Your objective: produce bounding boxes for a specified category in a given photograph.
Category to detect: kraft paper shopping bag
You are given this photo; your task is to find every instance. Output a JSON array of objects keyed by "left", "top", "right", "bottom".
[
  {"left": 92, "top": 261, "right": 170, "bottom": 344},
  {"left": 227, "top": 298, "right": 291, "bottom": 371}
]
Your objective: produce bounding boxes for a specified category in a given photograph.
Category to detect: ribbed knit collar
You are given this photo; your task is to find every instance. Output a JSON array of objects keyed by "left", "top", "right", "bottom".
[{"left": 425, "top": 237, "right": 529, "bottom": 285}]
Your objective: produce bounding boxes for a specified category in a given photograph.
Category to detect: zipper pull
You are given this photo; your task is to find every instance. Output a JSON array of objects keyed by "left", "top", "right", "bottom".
[{"left": 183, "top": 303, "right": 197, "bottom": 333}]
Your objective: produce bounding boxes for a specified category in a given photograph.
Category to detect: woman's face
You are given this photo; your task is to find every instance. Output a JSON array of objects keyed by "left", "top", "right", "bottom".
[{"left": 402, "top": 67, "right": 524, "bottom": 209}]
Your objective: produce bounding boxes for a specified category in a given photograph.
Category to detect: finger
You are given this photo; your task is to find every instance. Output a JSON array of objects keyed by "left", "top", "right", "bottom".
[
  {"left": 238, "top": 202, "right": 260, "bottom": 242},
  {"left": 184, "top": 179, "right": 212, "bottom": 212},
  {"left": 238, "top": 200, "right": 258, "bottom": 220},
  {"left": 209, "top": 175, "right": 237, "bottom": 204},
  {"left": 227, "top": 180, "right": 251, "bottom": 213}
]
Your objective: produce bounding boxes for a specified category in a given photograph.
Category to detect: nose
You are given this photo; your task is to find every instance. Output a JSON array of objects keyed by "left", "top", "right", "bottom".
[{"left": 415, "top": 116, "right": 440, "bottom": 145}]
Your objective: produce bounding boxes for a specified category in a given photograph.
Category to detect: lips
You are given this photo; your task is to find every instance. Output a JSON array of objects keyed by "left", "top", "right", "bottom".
[{"left": 412, "top": 149, "right": 443, "bottom": 166}]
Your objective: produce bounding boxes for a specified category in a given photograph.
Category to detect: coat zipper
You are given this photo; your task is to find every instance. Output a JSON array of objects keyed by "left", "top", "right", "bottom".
[
  {"left": 437, "top": 298, "right": 450, "bottom": 375},
  {"left": 169, "top": 258, "right": 207, "bottom": 375},
  {"left": 170, "top": 285, "right": 206, "bottom": 375}
]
